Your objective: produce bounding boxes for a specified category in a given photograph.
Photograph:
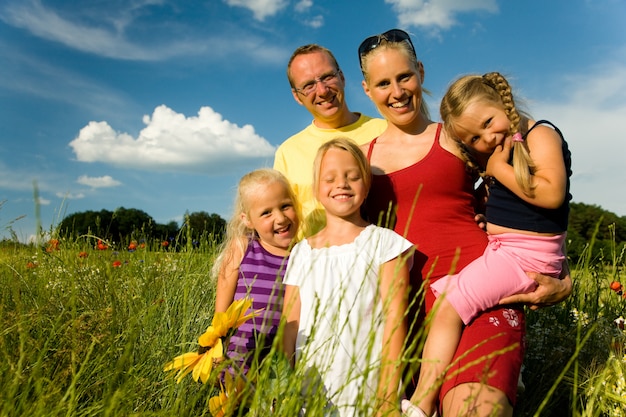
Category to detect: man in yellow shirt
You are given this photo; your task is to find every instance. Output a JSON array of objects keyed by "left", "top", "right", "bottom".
[{"left": 273, "top": 44, "right": 386, "bottom": 236}]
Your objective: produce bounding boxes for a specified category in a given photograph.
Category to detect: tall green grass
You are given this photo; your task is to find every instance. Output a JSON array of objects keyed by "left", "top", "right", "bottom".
[{"left": 0, "top": 223, "right": 624, "bottom": 416}]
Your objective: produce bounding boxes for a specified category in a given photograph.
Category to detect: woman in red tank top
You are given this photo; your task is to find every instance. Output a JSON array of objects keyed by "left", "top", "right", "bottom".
[{"left": 357, "top": 29, "right": 572, "bottom": 417}]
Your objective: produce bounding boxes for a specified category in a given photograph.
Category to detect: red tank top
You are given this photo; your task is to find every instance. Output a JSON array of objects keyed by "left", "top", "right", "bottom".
[{"left": 365, "top": 124, "right": 487, "bottom": 295}]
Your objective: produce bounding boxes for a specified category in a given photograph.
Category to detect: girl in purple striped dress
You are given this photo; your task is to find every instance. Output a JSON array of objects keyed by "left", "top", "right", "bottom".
[{"left": 212, "top": 169, "right": 300, "bottom": 372}]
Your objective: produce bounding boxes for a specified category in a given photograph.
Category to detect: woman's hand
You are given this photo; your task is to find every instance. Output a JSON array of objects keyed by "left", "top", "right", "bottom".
[{"left": 499, "top": 271, "right": 572, "bottom": 310}]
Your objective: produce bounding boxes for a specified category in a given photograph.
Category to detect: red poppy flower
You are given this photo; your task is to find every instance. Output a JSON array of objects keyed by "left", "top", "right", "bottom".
[
  {"left": 161, "top": 241, "right": 169, "bottom": 247},
  {"left": 112, "top": 260, "right": 122, "bottom": 268},
  {"left": 610, "top": 281, "right": 623, "bottom": 293},
  {"left": 128, "top": 242, "right": 137, "bottom": 250},
  {"left": 97, "top": 241, "right": 108, "bottom": 250},
  {"left": 46, "top": 239, "right": 60, "bottom": 252},
  {"left": 78, "top": 251, "right": 88, "bottom": 258},
  {"left": 26, "top": 261, "right": 37, "bottom": 269}
]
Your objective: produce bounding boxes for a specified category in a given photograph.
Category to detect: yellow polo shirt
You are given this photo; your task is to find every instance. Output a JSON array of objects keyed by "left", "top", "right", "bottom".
[{"left": 273, "top": 114, "right": 387, "bottom": 236}]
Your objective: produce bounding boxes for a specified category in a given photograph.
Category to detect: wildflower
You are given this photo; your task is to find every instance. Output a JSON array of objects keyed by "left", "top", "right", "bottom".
[
  {"left": 610, "top": 281, "right": 623, "bottom": 294},
  {"left": 128, "top": 241, "right": 137, "bottom": 251},
  {"left": 164, "top": 341, "right": 225, "bottom": 384},
  {"left": 164, "top": 298, "right": 262, "bottom": 384},
  {"left": 78, "top": 251, "right": 88, "bottom": 258},
  {"left": 209, "top": 386, "right": 229, "bottom": 417},
  {"left": 46, "top": 239, "right": 60, "bottom": 252},
  {"left": 209, "top": 372, "right": 247, "bottom": 417},
  {"left": 112, "top": 260, "right": 122, "bottom": 268},
  {"left": 97, "top": 240, "right": 108, "bottom": 250},
  {"left": 161, "top": 241, "right": 169, "bottom": 248},
  {"left": 26, "top": 261, "right": 37, "bottom": 269},
  {"left": 616, "top": 316, "right": 625, "bottom": 331},
  {"left": 571, "top": 308, "right": 590, "bottom": 326}
]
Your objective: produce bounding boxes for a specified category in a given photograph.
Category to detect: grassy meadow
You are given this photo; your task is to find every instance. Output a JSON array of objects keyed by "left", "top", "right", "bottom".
[{"left": 0, "top": 227, "right": 624, "bottom": 417}]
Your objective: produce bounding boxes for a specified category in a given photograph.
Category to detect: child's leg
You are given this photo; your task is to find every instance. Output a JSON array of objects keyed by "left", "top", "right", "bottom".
[{"left": 409, "top": 296, "right": 463, "bottom": 416}]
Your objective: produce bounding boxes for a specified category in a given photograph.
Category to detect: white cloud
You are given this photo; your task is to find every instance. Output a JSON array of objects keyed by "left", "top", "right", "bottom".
[
  {"left": 56, "top": 192, "right": 86, "bottom": 199},
  {"left": 0, "top": 42, "right": 133, "bottom": 118},
  {"left": 303, "top": 15, "right": 324, "bottom": 29},
  {"left": 385, "top": 0, "right": 498, "bottom": 30},
  {"left": 532, "top": 63, "right": 626, "bottom": 216},
  {"left": 69, "top": 105, "right": 276, "bottom": 174},
  {"left": 294, "top": 0, "right": 313, "bottom": 13},
  {"left": 224, "top": 0, "right": 288, "bottom": 21},
  {"left": 0, "top": 1, "right": 291, "bottom": 65},
  {"left": 76, "top": 175, "right": 122, "bottom": 189},
  {"left": 1, "top": 0, "right": 174, "bottom": 60},
  {"left": 37, "top": 197, "right": 51, "bottom": 206}
]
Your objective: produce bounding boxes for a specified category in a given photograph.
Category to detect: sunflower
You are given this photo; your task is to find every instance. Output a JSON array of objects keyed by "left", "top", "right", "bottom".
[
  {"left": 208, "top": 372, "right": 247, "bottom": 417},
  {"left": 164, "top": 297, "right": 262, "bottom": 384}
]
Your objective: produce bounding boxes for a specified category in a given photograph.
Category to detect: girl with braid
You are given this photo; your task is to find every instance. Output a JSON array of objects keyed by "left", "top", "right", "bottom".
[{"left": 402, "top": 72, "right": 572, "bottom": 417}]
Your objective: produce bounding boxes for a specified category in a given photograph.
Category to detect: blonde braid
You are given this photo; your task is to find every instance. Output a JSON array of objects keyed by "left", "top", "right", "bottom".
[{"left": 482, "top": 72, "right": 536, "bottom": 197}]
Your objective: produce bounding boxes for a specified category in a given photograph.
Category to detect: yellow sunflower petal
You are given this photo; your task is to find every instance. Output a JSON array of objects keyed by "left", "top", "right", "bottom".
[
  {"left": 211, "top": 311, "right": 232, "bottom": 336},
  {"left": 208, "top": 390, "right": 228, "bottom": 417},
  {"left": 233, "top": 308, "right": 264, "bottom": 328},
  {"left": 193, "top": 350, "right": 215, "bottom": 384},
  {"left": 211, "top": 338, "right": 224, "bottom": 362},
  {"left": 163, "top": 351, "right": 200, "bottom": 372},
  {"left": 198, "top": 325, "right": 221, "bottom": 347},
  {"left": 175, "top": 364, "right": 196, "bottom": 384},
  {"left": 224, "top": 298, "right": 252, "bottom": 327}
]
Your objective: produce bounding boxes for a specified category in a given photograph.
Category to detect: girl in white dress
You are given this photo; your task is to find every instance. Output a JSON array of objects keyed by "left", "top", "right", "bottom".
[{"left": 282, "top": 137, "right": 414, "bottom": 417}]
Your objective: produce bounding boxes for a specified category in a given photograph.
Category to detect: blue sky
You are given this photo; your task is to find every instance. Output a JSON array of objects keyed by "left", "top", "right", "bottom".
[{"left": 1, "top": 0, "right": 625, "bottom": 241}]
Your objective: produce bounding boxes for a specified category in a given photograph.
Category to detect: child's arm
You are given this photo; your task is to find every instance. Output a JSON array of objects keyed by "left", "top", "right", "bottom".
[
  {"left": 486, "top": 125, "right": 567, "bottom": 209},
  {"left": 376, "top": 252, "right": 410, "bottom": 417},
  {"left": 281, "top": 284, "right": 301, "bottom": 367},
  {"left": 214, "top": 238, "right": 246, "bottom": 313}
]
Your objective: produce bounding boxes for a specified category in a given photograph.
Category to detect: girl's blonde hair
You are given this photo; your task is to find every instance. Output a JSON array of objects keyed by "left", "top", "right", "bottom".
[
  {"left": 440, "top": 72, "right": 536, "bottom": 197},
  {"left": 312, "top": 137, "right": 372, "bottom": 199},
  {"left": 211, "top": 169, "right": 299, "bottom": 277},
  {"left": 359, "top": 39, "right": 430, "bottom": 120}
]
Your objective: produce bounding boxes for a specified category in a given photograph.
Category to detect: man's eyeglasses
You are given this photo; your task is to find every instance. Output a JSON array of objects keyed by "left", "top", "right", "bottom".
[
  {"left": 293, "top": 70, "right": 341, "bottom": 96},
  {"left": 358, "top": 29, "right": 416, "bottom": 71}
]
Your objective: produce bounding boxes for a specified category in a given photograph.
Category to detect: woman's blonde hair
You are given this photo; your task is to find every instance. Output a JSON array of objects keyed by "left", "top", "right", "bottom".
[
  {"left": 440, "top": 72, "right": 536, "bottom": 196},
  {"left": 312, "top": 137, "right": 372, "bottom": 199},
  {"left": 211, "top": 169, "right": 299, "bottom": 277}
]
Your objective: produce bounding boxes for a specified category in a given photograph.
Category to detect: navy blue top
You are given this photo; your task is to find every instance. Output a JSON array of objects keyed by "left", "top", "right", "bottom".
[{"left": 486, "top": 120, "right": 572, "bottom": 233}]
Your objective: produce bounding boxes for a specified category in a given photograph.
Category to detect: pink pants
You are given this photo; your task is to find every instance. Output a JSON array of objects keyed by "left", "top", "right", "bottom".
[{"left": 430, "top": 232, "right": 566, "bottom": 324}]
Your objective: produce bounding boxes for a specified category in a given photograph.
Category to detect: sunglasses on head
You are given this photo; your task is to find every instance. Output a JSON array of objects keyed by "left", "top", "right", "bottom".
[{"left": 358, "top": 29, "right": 416, "bottom": 70}]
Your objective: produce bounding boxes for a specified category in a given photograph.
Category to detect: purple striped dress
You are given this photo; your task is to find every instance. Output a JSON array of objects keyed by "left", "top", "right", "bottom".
[{"left": 227, "top": 238, "right": 287, "bottom": 371}]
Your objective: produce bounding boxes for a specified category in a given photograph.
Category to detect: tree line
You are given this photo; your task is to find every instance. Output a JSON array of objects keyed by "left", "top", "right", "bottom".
[
  {"left": 57, "top": 207, "right": 226, "bottom": 247},
  {"left": 55, "top": 202, "right": 625, "bottom": 263}
]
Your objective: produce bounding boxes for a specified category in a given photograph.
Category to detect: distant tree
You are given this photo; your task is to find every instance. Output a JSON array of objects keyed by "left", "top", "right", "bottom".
[
  {"left": 184, "top": 211, "right": 226, "bottom": 242},
  {"left": 155, "top": 221, "right": 179, "bottom": 241},
  {"left": 112, "top": 207, "right": 155, "bottom": 239},
  {"left": 58, "top": 209, "right": 114, "bottom": 238},
  {"left": 567, "top": 202, "right": 626, "bottom": 264},
  {"left": 59, "top": 207, "right": 155, "bottom": 242}
]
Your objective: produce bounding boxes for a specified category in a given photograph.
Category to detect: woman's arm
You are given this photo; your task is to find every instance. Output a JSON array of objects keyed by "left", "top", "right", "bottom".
[
  {"left": 499, "top": 267, "right": 572, "bottom": 310},
  {"left": 376, "top": 253, "right": 410, "bottom": 417},
  {"left": 281, "top": 284, "right": 301, "bottom": 367},
  {"left": 500, "top": 240, "right": 572, "bottom": 309}
]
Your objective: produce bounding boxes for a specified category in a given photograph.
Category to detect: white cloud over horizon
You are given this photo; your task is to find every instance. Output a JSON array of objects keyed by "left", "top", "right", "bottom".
[
  {"left": 56, "top": 192, "right": 86, "bottom": 200},
  {"left": 0, "top": 0, "right": 290, "bottom": 64},
  {"left": 69, "top": 105, "right": 276, "bottom": 174},
  {"left": 224, "top": 0, "right": 289, "bottom": 21},
  {"left": 533, "top": 62, "right": 626, "bottom": 215},
  {"left": 77, "top": 175, "right": 122, "bottom": 189},
  {"left": 386, "top": 0, "right": 498, "bottom": 30}
]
